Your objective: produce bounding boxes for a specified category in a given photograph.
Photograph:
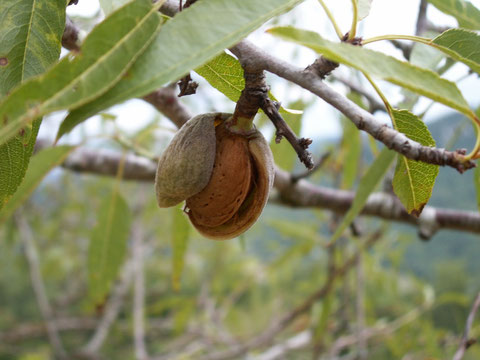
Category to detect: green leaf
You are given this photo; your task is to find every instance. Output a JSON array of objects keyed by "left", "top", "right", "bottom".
[
  {"left": 411, "top": 33, "right": 445, "bottom": 70},
  {"left": 0, "top": 0, "right": 66, "bottom": 211},
  {"left": 357, "top": 0, "right": 373, "bottom": 21},
  {"left": 0, "top": 0, "right": 163, "bottom": 145},
  {"left": 0, "top": 0, "right": 66, "bottom": 96},
  {"left": 341, "top": 117, "right": 361, "bottom": 189},
  {"left": 270, "top": 100, "right": 304, "bottom": 171},
  {"left": 195, "top": 53, "right": 244, "bottom": 104},
  {"left": 432, "top": 28, "right": 480, "bottom": 75},
  {"left": 195, "top": 52, "right": 302, "bottom": 115},
  {"left": 0, "top": 121, "right": 40, "bottom": 211},
  {"left": 171, "top": 205, "right": 190, "bottom": 291},
  {"left": 428, "top": 0, "right": 480, "bottom": 30},
  {"left": 0, "top": 145, "right": 75, "bottom": 225},
  {"left": 63, "top": 0, "right": 305, "bottom": 132},
  {"left": 88, "top": 189, "right": 132, "bottom": 305},
  {"left": 392, "top": 110, "right": 439, "bottom": 216},
  {"left": 267, "top": 27, "right": 473, "bottom": 117},
  {"left": 99, "top": 0, "right": 131, "bottom": 15},
  {"left": 330, "top": 147, "right": 395, "bottom": 243}
]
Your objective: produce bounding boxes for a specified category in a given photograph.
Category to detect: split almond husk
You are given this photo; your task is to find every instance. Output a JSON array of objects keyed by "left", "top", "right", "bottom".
[
  {"left": 155, "top": 112, "right": 274, "bottom": 240},
  {"left": 155, "top": 112, "right": 230, "bottom": 207}
]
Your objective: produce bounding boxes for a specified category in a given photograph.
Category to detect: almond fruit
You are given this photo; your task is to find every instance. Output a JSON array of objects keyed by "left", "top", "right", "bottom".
[{"left": 155, "top": 112, "right": 274, "bottom": 240}]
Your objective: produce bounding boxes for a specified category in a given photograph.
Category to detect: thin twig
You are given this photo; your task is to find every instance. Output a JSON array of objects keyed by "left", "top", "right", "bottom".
[
  {"left": 80, "top": 259, "right": 134, "bottom": 356},
  {"left": 416, "top": 0, "right": 429, "bottom": 36},
  {"left": 260, "top": 97, "right": 314, "bottom": 169},
  {"left": 15, "top": 213, "right": 68, "bottom": 359},
  {"left": 453, "top": 292, "right": 480, "bottom": 360},
  {"left": 231, "top": 69, "right": 314, "bottom": 169},
  {"left": 132, "top": 224, "right": 149, "bottom": 360},
  {"left": 355, "top": 252, "right": 367, "bottom": 360},
  {"left": 331, "top": 75, "right": 385, "bottom": 113},
  {"left": 290, "top": 151, "right": 331, "bottom": 182}
]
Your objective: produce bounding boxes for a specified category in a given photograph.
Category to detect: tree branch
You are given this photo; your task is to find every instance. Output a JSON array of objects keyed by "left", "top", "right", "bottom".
[
  {"left": 0, "top": 318, "right": 97, "bottom": 343},
  {"left": 60, "top": 2, "right": 474, "bottom": 173},
  {"left": 80, "top": 259, "right": 134, "bottom": 356},
  {"left": 260, "top": 97, "right": 314, "bottom": 169},
  {"left": 15, "top": 213, "right": 68, "bottom": 359},
  {"left": 416, "top": 0, "right": 429, "bottom": 36},
  {"left": 229, "top": 40, "right": 475, "bottom": 173},
  {"left": 330, "top": 75, "right": 385, "bottom": 113},
  {"left": 143, "top": 84, "right": 193, "bottom": 128},
  {"left": 132, "top": 224, "right": 150, "bottom": 360},
  {"left": 453, "top": 292, "right": 480, "bottom": 360},
  {"left": 33, "top": 140, "right": 480, "bottom": 237}
]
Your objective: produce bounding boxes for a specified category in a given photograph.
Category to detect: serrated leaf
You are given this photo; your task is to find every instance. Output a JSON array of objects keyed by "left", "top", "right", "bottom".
[
  {"left": 392, "top": 110, "right": 439, "bottom": 216},
  {"left": 330, "top": 147, "right": 395, "bottom": 243},
  {"left": 62, "top": 0, "right": 306, "bottom": 132},
  {"left": 0, "top": 0, "right": 163, "bottom": 146},
  {"left": 171, "top": 205, "right": 190, "bottom": 291},
  {"left": 88, "top": 189, "right": 132, "bottom": 305},
  {"left": 432, "top": 28, "right": 480, "bottom": 75},
  {"left": 357, "top": 0, "right": 373, "bottom": 21},
  {"left": 428, "top": 0, "right": 480, "bottom": 30},
  {"left": 195, "top": 53, "right": 244, "bottom": 104},
  {"left": 0, "top": 0, "right": 66, "bottom": 211},
  {"left": 0, "top": 0, "right": 66, "bottom": 96},
  {"left": 196, "top": 52, "right": 302, "bottom": 115},
  {"left": 268, "top": 27, "right": 473, "bottom": 117},
  {"left": 0, "top": 145, "right": 75, "bottom": 225},
  {"left": 270, "top": 100, "right": 304, "bottom": 171},
  {"left": 0, "top": 121, "right": 41, "bottom": 211}
]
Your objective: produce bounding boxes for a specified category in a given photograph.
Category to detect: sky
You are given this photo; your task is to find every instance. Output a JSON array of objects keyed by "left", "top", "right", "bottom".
[{"left": 45, "top": 0, "right": 480, "bottom": 144}]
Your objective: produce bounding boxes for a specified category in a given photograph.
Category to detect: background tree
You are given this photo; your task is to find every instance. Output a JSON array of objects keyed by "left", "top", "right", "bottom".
[{"left": 1, "top": 0, "right": 480, "bottom": 359}]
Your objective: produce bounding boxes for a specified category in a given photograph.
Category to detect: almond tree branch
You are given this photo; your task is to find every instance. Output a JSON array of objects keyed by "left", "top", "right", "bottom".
[
  {"left": 229, "top": 40, "right": 475, "bottom": 173},
  {"left": 330, "top": 75, "right": 385, "bottom": 113},
  {"left": 0, "top": 318, "right": 98, "bottom": 343},
  {"left": 34, "top": 139, "right": 480, "bottom": 237},
  {"left": 0, "top": 317, "right": 174, "bottom": 344},
  {"left": 15, "top": 213, "right": 68, "bottom": 360},
  {"left": 143, "top": 83, "right": 193, "bottom": 128},
  {"left": 416, "top": 0, "right": 429, "bottom": 36},
  {"left": 132, "top": 224, "right": 150, "bottom": 360},
  {"left": 60, "top": 4, "right": 474, "bottom": 173},
  {"left": 453, "top": 292, "right": 480, "bottom": 360},
  {"left": 80, "top": 259, "right": 134, "bottom": 357}
]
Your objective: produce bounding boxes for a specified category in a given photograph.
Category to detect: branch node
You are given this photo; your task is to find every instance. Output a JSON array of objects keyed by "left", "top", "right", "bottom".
[{"left": 177, "top": 74, "right": 198, "bottom": 97}]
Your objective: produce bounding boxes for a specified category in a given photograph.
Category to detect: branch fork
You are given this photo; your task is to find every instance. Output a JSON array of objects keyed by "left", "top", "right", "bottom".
[{"left": 232, "top": 70, "right": 314, "bottom": 169}]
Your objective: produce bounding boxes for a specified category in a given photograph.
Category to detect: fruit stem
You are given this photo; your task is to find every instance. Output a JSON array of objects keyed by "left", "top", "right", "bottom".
[{"left": 226, "top": 115, "right": 255, "bottom": 135}]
